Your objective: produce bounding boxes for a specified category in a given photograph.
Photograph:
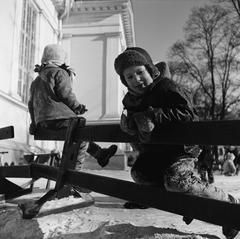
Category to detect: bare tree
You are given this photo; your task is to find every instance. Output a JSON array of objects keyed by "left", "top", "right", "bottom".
[
  {"left": 168, "top": 4, "right": 240, "bottom": 120},
  {"left": 230, "top": 0, "right": 240, "bottom": 16},
  {"left": 214, "top": 0, "right": 240, "bottom": 18}
]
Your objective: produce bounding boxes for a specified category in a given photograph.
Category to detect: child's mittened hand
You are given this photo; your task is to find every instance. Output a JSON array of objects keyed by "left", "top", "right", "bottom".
[
  {"left": 133, "top": 111, "right": 155, "bottom": 133},
  {"left": 75, "top": 104, "right": 88, "bottom": 115},
  {"left": 120, "top": 111, "right": 137, "bottom": 135}
]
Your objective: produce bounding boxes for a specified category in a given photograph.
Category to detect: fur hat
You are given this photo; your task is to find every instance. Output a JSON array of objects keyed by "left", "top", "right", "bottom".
[
  {"left": 41, "top": 44, "right": 67, "bottom": 65},
  {"left": 126, "top": 47, "right": 154, "bottom": 64},
  {"left": 114, "top": 50, "right": 148, "bottom": 76},
  {"left": 114, "top": 47, "right": 159, "bottom": 87}
]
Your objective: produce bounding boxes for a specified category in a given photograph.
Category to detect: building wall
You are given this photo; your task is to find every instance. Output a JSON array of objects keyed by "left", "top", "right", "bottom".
[
  {"left": 63, "top": 28, "right": 124, "bottom": 120},
  {"left": 62, "top": 2, "right": 132, "bottom": 122},
  {"left": 0, "top": 0, "right": 135, "bottom": 166},
  {"left": 0, "top": 2, "right": 16, "bottom": 94},
  {"left": 0, "top": 0, "right": 60, "bottom": 164}
]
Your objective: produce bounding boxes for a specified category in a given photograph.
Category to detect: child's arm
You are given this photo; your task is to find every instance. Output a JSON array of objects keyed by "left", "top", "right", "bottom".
[
  {"left": 54, "top": 69, "right": 86, "bottom": 114},
  {"left": 151, "top": 90, "right": 197, "bottom": 125},
  {"left": 132, "top": 84, "right": 197, "bottom": 133},
  {"left": 132, "top": 107, "right": 155, "bottom": 133}
]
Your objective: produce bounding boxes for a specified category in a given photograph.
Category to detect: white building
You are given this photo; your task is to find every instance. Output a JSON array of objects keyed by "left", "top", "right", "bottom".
[
  {"left": 62, "top": 0, "right": 135, "bottom": 122},
  {"left": 0, "top": 0, "right": 135, "bottom": 167}
]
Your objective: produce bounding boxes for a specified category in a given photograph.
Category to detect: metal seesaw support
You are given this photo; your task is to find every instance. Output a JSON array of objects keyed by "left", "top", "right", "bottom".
[{"left": 17, "top": 117, "right": 95, "bottom": 219}]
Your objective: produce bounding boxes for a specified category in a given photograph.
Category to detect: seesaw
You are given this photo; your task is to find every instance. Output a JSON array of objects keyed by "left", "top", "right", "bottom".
[{"left": 0, "top": 119, "right": 240, "bottom": 231}]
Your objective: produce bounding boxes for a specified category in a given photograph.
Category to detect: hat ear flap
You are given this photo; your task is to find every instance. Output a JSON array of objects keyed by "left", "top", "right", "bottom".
[
  {"left": 145, "top": 64, "right": 160, "bottom": 79},
  {"left": 155, "top": 61, "right": 171, "bottom": 78},
  {"left": 120, "top": 75, "right": 128, "bottom": 87}
]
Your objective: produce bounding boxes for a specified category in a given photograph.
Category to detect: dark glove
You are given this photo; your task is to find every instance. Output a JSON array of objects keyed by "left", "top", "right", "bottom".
[
  {"left": 120, "top": 110, "right": 137, "bottom": 135},
  {"left": 75, "top": 104, "right": 88, "bottom": 115},
  {"left": 132, "top": 108, "right": 155, "bottom": 133},
  {"left": 29, "top": 122, "right": 37, "bottom": 135}
]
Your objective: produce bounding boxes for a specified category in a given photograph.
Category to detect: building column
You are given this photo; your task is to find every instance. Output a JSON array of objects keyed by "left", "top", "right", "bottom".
[
  {"left": 101, "top": 32, "right": 123, "bottom": 120},
  {"left": 62, "top": 34, "right": 72, "bottom": 64}
]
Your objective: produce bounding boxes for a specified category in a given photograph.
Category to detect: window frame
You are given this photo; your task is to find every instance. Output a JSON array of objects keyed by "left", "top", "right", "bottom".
[{"left": 18, "top": 0, "right": 37, "bottom": 104}]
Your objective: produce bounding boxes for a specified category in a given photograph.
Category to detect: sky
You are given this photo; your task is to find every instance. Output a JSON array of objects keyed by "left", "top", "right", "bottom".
[{"left": 131, "top": 0, "right": 212, "bottom": 63}]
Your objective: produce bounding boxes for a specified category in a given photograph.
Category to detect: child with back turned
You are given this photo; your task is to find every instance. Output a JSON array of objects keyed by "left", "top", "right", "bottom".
[
  {"left": 114, "top": 47, "right": 239, "bottom": 239},
  {"left": 28, "top": 44, "right": 117, "bottom": 196}
]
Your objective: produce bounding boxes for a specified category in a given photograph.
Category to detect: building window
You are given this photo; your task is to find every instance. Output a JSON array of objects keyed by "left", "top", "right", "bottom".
[{"left": 18, "top": 0, "right": 37, "bottom": 103}]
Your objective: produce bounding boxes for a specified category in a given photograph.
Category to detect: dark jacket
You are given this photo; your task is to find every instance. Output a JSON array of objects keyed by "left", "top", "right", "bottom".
[
  {"left": 28, "top": 63, "right": 80, "bottom": 126},
  {"left": 122, "top": 75, "right": 198, "bottom": 158},
  {"left": 198, "top": 145, "right": 214, "bottom": 170}
]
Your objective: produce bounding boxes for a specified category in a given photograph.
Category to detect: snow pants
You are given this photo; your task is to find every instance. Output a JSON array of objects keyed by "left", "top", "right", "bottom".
[
  {"left": 131, "top": 153, "right": 232, "bottom": 202},
  {"left": 163, "top": 157, "right": 229, "bottom": 201}
]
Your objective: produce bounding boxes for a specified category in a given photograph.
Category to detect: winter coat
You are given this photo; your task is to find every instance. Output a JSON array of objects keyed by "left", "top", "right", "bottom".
[
  {"left": 28, "top": 63, "right": 81, "bottom": 126},
  {"left": 121, "top": 75, "right": 199, "bottom": 176}
]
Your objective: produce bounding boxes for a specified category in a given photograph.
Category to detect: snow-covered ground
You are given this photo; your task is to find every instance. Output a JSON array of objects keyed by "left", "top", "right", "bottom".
[{"left": 1, "top": 169, "right": 240, "bottom": 239}]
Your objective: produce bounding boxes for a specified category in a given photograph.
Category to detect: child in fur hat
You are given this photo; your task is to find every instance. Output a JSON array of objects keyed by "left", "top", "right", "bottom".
[
  {"left": 28, "top": 44, "right": 117, "bottom": 195},
  {"left": 114, "top": 47, "right": 239, "bottom": 239}
]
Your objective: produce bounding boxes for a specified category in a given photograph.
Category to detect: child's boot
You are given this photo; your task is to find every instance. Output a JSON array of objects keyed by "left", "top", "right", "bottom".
[
  {"left": 87, "top": 142, "right": 117, "bottom": 167},
  {"left": 95, "top": 145, "right": 118, "bottom": 167}
]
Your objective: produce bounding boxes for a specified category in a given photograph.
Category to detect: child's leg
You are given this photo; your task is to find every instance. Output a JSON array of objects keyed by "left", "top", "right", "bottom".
[
  {"left": 38, "top": 119, "right": 91, "bottom": 195},
  {"left": 130, "top": 152, "right": 166, "bottom": 188},
  {"left": 199, "top": 169, "right": 207, "bottom": 182},
  {"left": 38, "top": 119, "right": 88, "bottom": 170},
  {"left": 39, "top": 119, "right": 117, "bottom": 168},
  {"left": 86, "top": 142, "right": 101, "bottom": 155},
  {"left": 164, "top": 156, "right": 239, "bottom": 239},
  {"left": 87, "top": 142, "right": 117, "bottom": 167},
  {"left": 74, "top": 141, "right": 88, "bottom": 171},
  {"left": 207, "top": 168, "right": 214, "bottom": 184},
  {"left": 71, "top": 140, "right": 93, "bottom": 195},
  {"left": 164, "top": 157, "right": 230, "bottom": 201}
]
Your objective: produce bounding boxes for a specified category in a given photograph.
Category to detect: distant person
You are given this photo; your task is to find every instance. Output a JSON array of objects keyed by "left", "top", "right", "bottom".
[
  {"left": 114, "top": 46, "right": 239, "bottom": 239},
  {"left": 234, "top": 153, "right": 240, "bottom": 176},
  {"left": 28, "top": 44, "right": 117, "bottom": 196},
  {"left": 198, "top": 145, "right": 215, "bottom": 183},
  {"left": 229, "top": 147, "right": 240, "bottom": 176},
  {"left": 223, "top": 152, "right": 236, "bottom": 176}
]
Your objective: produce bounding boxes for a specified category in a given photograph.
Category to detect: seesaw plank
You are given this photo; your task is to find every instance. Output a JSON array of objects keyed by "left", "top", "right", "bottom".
[
  {"left": 0, "top": 126, "right": 14, "bottom": 140},
  {"left": 0, "top": 165, "right": 31, "bottom": 178},
  {"left": 35, "top": 120, "right": 240, "bottom": 146},
  {"left": 31, "top": 164, "right": 240, "bottom": 230}
]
